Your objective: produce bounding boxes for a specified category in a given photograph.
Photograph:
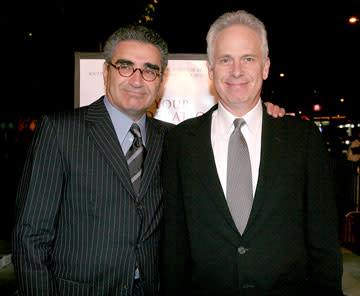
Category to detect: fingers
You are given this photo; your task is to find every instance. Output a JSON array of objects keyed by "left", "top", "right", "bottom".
[
  {"left": 278, "top": 107, "right": 285, "bottom": 117},
  {"left": 264, "top": 102, "right": 286, "bottom": 118}
]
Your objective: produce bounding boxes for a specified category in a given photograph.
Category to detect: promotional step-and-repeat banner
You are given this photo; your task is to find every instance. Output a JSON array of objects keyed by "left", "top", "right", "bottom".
[{"left": 75, "top": 53, "right": 218, "bottom": 124}]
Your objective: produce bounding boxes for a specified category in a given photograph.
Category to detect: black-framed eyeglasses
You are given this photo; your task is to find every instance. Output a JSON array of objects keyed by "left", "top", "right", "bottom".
[{"left": 108, "top": 63, "right": 161, "bottom": 82}]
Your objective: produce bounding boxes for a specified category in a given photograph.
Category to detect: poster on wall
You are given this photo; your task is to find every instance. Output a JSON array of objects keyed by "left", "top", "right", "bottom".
[{"left": 74, "top": 53, "right": 218, "bottom": 124}]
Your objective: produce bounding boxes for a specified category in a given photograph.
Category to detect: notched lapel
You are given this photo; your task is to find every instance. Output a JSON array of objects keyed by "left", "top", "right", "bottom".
[
  {"left": 189, "top": 108, "right": 239, "bottom": 234},
  {"left": 245, "top": 112, "right": 286, "bottom": 234}
]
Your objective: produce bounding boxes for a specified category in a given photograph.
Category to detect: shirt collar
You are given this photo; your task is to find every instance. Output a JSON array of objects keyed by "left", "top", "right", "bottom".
[
  {"left": 104, "top": 96, "right": 147, "bottom": 144},
  {"left": 217, "top": 99, "right": 263, "bottom": 135}
]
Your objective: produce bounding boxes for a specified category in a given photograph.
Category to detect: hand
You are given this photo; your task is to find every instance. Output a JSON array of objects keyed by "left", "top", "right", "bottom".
[
  {"left": 347, "top": 139, "right": 360, "bottom": 162},
  {"left": 264, "top": 102, "right": 286, "bottom": 118}
]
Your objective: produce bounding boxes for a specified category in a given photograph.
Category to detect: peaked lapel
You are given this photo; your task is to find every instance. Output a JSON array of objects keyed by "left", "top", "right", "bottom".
[
  {"left": 188, "top": 105, "right": 239, "bottom": 234},
  {"left": 85, "top": 97, "right": 135, "bottom": 197},
  {"left": 138, "top": 117, "right": 165, "bottom": 200}
]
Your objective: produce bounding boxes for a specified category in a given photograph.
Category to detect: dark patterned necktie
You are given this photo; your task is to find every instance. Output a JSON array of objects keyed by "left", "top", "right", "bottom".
[
  {"left": 226, "top": 118, "right": 253, "bottom": 234},
  {"left": 126, "top": 124, "right": 145, "bottom": 195}
]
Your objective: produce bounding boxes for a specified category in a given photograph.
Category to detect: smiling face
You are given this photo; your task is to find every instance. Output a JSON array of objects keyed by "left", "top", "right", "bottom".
[
  {"left": 207, "top": 24, "right": 270, "bottom": 117},
  {"left": 103, "top": 40, "right": 163, "bottom": 121}
]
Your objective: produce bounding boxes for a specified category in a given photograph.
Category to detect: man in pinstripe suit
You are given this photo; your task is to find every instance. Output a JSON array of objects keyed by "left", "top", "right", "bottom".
[
  {"left": 11, "top": 24, "right": 284, "bottom": 296},
  {"left": 12, "top": 25, "right": 173, "bottom": 296}
]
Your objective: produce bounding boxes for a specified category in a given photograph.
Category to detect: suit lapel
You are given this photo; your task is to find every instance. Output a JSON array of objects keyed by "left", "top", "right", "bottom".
[
  {"left": 245, "top": 109, "right": 285, "bottom": 233},
  {"left": 86, "top": 97, "right": 135, "bottom": 197},
  {"left": 189, "top": 106, "right": 239, "bottom": 233},
  {"left": 189, "top": 105, "right": 289, "bottom": 236},
  {"left": 138, "top": 117, "right": 165, "bottom": 200}
]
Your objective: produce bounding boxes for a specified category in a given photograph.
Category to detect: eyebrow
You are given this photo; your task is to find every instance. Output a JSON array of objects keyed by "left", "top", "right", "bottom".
[
  {"left": 217, "top": 54, "right": 232, "bottom": 59},
  {"left": 114, "top": 59, "right": 160, "bottom": 71},
  {"left": 144, "top": 63, "right": 160, "bottom": 71},
  {"left": 215, "top": 54, "right": 234, "bottom": 62},
  {"left": 242, "top": 54, "right": 258, "bottom": 59}
]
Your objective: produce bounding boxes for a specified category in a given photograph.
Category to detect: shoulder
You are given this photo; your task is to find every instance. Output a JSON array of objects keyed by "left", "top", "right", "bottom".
[
  {"left": 265, "top": 112, "right": 319, "bottom": 133},
  {"left": 148, "top": 116, "right": 175, "bottom": 130},
  {"left": 35, "top": 99, "right": 104, "bottom": 136},
  {"left": 263, "top": 113, "right": 326, "bottom": 153},
  {"left": 40, "top": 107, "right": 86, "bottom": 127},
  {"left": 147, "top": 117, "right": 175, "bottom": 134},
  {"left": 42, "top": 97, "right": 105, "bottom": 124}
]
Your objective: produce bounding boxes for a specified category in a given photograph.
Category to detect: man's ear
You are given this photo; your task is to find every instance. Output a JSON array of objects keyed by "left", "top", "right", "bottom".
[
  {"left": 207, "top": 60, "right": 214, "bottom": 81},
  {"left": 103, "top": 62, "right": 109, "bottom": 86},
  {"left": 263, "top": 57, "right": 270, "bottom": 80}
]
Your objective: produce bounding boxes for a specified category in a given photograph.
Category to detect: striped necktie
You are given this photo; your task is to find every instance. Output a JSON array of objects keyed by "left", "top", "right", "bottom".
[
  {"left": 226, "top": 118, "right": 253, "bottom": 234},
  {"left": 126, "top": 124, "right": 145, "bottom": 196}
]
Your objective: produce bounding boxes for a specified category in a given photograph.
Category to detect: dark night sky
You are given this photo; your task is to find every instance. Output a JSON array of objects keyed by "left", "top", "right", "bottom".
[{"left": 1, "top": 1, "right": 360, "bottom": 120}]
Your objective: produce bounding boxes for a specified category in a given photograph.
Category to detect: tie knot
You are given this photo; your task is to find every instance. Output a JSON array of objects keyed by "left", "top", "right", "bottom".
[
  {"left": 234, "top": 118, "right": 246, "bottom": 129},
  {"left": 130, "top": 124, "right": 141, "bottom": 139}
]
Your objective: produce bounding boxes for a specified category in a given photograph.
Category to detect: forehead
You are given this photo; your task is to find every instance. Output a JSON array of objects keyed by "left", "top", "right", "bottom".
[
  {"left": 112, "top": 40, "right": 162, "bottom": 66},
  {"left": 214, "top": 24, "right": 262, "bottom": 55}
]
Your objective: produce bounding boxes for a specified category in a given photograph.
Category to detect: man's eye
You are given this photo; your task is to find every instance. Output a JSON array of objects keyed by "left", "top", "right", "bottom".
[
  {"left": 244, "top": 57, "right": 255, "bottom": 62},
  {"left": 218, "top": 58, "right": 232, "bottom": 65},
  {"left": 119, "top": 64, "right": 131, "bottom": 70},
  {"left": 143, "top": 68, "right": 155, "bottom": 74}
]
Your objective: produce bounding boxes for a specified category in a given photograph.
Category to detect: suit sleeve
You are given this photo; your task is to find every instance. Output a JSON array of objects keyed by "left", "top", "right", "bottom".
[
  {"left": 160, "top": 132, "right": 191, "bottom": 295},
  {"left": 12, "top": 115, "right": 64, "bottom": 296},
  {"left": 304, "top": 122, "right": 343, "bottom": 293}
]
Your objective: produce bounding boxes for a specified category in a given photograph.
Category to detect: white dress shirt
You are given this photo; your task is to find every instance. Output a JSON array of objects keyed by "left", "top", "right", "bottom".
[{"left": 211, "top": 100, "right": 263, "bottom": 198}]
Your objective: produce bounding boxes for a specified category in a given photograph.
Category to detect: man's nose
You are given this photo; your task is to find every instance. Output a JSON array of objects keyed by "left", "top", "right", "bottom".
[
  {"left": 129, "top": 68, "right": 144, "bottom": 85},
  {"left": 231, "top": 61, "right": 243, "bottom": 77}
]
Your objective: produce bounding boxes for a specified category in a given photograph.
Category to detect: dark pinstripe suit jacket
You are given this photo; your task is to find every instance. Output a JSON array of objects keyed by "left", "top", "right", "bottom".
[{"left": 12, "top": 97, "right": 173, "bottom": 296}]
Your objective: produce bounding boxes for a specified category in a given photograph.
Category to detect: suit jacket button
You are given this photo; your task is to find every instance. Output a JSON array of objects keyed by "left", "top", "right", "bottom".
[{"left": 238, "top": 246, "right": 247, "bottom": 255}]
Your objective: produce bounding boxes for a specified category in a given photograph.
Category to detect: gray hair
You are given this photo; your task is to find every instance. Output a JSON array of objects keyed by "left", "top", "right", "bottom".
[
  {"left": 206, "top": 10, "right": 269, "bottom": 66},
  {"left": 103, "top": 25, "right": 168, "bottom": 73}
]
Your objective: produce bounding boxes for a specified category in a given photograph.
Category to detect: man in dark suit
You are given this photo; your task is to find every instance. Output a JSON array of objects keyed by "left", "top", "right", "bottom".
[
  {"left": 160, "top": 10, "right": 343, "bottom": 295},
  {"left": 11, "top": 25, "right": 172, "bottom": 296}
]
